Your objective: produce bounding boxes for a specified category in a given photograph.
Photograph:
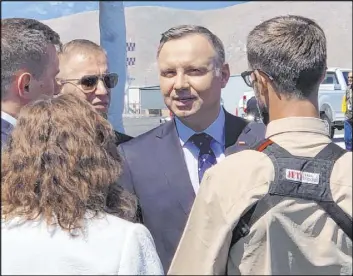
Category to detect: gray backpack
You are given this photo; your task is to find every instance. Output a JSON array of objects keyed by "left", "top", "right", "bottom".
[{"left": 231, "top": 139, "right": 352, "bottom": 247}]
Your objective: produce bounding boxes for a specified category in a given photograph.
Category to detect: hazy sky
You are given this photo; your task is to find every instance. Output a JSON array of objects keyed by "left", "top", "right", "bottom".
[{"left": 2, "top": 1, "right": 247, "bottom": 20}]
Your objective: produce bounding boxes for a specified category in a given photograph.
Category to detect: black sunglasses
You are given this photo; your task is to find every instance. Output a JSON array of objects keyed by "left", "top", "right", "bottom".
[
  {"left": 57, "top": 73, "right": 118, "bottom": 93},
  {"left": 241, "top": 69, "right": 274, "bottom": 88}
]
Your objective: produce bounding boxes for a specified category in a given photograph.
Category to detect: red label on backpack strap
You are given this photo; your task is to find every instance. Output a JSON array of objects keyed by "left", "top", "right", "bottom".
[{"left": 256, "top": 139, "right": 274, "bottom": 152}]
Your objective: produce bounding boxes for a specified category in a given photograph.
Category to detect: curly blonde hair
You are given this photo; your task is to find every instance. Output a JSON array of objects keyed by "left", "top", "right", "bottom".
[{"left": 1, "top": 93, "right": 136, "bottom": 235}]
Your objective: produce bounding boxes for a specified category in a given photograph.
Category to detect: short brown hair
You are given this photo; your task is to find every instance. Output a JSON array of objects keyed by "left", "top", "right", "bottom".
[
  {"left": 1, "top": 93, "right": 136, "bottom": 236},
  {"left": 1, "top": 18, "right": 62, "bottom": 96},
  {"left": 247, "top": 15, "right": 327, "bottom": 99},
  {"left": 59, "top": 39, "right": 106, "bottom": 59},
  {"left": 157, "top": 25, "right": 225, "bottom": 66}
]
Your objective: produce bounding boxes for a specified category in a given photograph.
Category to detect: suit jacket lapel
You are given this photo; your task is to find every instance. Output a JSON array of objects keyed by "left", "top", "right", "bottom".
[
  {"left": 155, "top": 120, "right": 195, "bottom": 215},
  {"left": 224, "top": 109, "right": 248, "bottom": 149},
  {"left": 1, "top": 118, "right": 13, "bottom": 136}
]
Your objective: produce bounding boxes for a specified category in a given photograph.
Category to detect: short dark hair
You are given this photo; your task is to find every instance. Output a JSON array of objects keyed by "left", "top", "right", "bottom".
[
  {"left": 1, "top": 18, "right": 62, "bottom": 96},
  {"left": 157, "top": 25, "right": 225, "bottom": 66},
  {"left": 247, "top": 15, "right": 327, "bottom": 99}
]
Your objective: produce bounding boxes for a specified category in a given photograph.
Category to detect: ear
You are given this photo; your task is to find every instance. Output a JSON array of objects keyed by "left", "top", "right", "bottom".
[
  {"left": 319, "top": 69, "right": 326, "bottom": 84},
  {"left": 17, "top": 73, "right": 32, "bottom": 100},
  {"left": 220, "top": 63, "right": 230, "bottom": 88},
  {"left": 253, "top": 70, "right": 268, "bottom": 99}
]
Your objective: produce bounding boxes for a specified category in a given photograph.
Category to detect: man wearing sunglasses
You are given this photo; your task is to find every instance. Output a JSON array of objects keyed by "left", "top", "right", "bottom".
[
  {"left": 169, "top": 15, "right": 352, "bottom": 275},
  {"left": 56, "top": 39, "right": 132, "bottom": 145}
]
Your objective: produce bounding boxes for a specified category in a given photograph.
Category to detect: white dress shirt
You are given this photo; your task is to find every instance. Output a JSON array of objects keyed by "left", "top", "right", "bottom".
[
  {"left": 175, "top": 108, "right": 225, "bottom": 194},
  {"left": 2, "top": 214, "right": 164, "bottom": 275},
  {"left": 1, "top": 111, "right": 17, "bottom": 126}
]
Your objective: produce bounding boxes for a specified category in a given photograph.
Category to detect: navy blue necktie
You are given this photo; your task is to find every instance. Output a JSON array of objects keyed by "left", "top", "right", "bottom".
[{"left": 189, "top": 133, "right": 217, "bottom": 183}]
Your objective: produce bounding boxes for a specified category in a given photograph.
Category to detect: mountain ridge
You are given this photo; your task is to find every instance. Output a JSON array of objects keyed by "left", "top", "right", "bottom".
[{"left": 42, "top": 1, "right": 352, "bottom": 86}]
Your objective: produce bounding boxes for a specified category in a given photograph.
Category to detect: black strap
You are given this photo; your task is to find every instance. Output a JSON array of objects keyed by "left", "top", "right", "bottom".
[
  {"left": 317, "top": 201, "right": 353, "bottom": 240},
  {"left": 313, "top": 144, "right": 352, "bottom": 240},
  {"left": 314, "top": 142, "right": 347, "bottom": 160},
  {"left": 231, "top": 194, "right": 284, "bottom": 246}
]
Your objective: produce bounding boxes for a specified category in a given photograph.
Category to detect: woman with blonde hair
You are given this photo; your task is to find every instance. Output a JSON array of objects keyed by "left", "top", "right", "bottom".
[{"left": 1, "top": 93, "right": 163, "bottom": 275}]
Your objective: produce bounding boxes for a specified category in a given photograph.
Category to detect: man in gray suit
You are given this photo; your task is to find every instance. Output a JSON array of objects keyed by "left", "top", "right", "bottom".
[{"left": 115, "top": 25, "right": 264, "bottom": 270}]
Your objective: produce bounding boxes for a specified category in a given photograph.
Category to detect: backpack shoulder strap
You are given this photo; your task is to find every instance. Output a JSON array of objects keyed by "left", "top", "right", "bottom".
[
  {"left": 317, "top": 201, "right": 352, "bottom": 240},
  {"left": 312, "top": 143, "right": 352, "bottom": 240},
  {"left": 230, "top": 139, "right": 279, "bottom": 246},
  {"left": 315, "top": 142, "right": 347, "bottom": 160},
  {"left": 230, "top": 193, "right": 284, "bottom": 246}
]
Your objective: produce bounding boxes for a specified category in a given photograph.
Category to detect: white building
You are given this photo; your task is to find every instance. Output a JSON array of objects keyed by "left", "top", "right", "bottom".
[{"left": 125, "top": 85, "right": 166, "bottom": 115}]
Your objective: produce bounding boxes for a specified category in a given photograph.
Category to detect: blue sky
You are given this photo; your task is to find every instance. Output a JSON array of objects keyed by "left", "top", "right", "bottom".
[{"left": 2, "top": 1, "right": 247, "bottom": 20}]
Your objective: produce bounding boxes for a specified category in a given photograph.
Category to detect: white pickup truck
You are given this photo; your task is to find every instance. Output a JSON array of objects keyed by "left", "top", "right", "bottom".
[{"left": 238, "top": 67, "right": 352, "bottom": 137}]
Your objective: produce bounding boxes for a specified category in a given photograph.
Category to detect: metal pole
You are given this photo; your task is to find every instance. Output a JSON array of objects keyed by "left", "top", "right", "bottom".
[{"left": 99, "top": 1, "right": 126, "bottom": 133}]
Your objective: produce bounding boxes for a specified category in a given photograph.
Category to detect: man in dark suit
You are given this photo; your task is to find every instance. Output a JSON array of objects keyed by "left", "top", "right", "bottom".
[
  {"left": 225, "top": 121, "right": 266, "bottom": 155},
  {"left": 116, "top": 25, "right": 264, "bottom": 271},
  {"left": 1, "top": 18, "right": 62, "bottom": 147},
  {"left": 226, "top": 95, "right": 269, "bottom": 155},
  {"left": 56, "top": 39, "right": 132, "bottom": 145}
]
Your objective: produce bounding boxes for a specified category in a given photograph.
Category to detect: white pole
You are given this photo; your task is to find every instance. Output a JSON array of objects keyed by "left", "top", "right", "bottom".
[{"left": 99, "top": 1, "right": 126, "bottom": 133}]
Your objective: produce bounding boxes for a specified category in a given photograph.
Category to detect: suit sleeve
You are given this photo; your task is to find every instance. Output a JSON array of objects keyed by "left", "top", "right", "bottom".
[
  {"left": 118, "top": 223, "right": 164, "bottom": 275},
  {"left": 116, "top": 145, "right": 144, "bottom": 223},
  {"left": 115, "top": 130, "right": 133, "bottom": 146},
  {"left": 117, "top": 144, "right": 135, "bottom": 194},
  {"left": 168, "top": 170, "right": 233, "bottom": 275}
]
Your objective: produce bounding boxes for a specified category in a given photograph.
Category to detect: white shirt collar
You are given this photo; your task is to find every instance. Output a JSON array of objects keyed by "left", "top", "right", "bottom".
[
  {"left": 1, "top": 111, "right": 17, "bottom": 126},
  {"left": 175, "top": 107, "right": 225, "bottom": 146}
]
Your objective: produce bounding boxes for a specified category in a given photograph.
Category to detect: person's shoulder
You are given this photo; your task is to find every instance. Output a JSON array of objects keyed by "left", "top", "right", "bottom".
[
  {"left": 214, "top": 149, "right": 272, "bottom": 174},
  {"left": 225, "top": 110, "right": 247, "bottom": 124},
  {"left": 118, "top": 121, "right": 170, "bottom": 149},
  {"left": 93, "top": 214, "right": 146, "bottom": 237},
  {"left": 114, "top": 130, "right": 133, "bottom": 145},
  {"left": 332, "top": 151, "right": 352, "bottom": 187},
  {"left": 104, "top": 214, "right": 138, "bottom": 228},
  {"left": 103, "top": 215, "right": 152, "bottom": 243},
  {"left": 205, "top": 148, "right": 273, "bottom": 189},
  {"left": 246, "top": 122, "right": 266, "bottom": 136},
  {"left": 199, "top": 149, "right": 273, "bottom": 203}
]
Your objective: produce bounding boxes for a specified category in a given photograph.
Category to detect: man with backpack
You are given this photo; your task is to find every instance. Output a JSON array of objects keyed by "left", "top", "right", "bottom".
[{"left": 168, "top": 15, "right": 352, "bottom": 275}]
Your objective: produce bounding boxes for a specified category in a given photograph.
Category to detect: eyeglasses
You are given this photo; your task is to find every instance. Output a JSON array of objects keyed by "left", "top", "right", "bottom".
[
  {"left": 56, "top": 73, "right": 118, "bottom": 93},
  {"left": 241, "top": 69, "right": 274, "bottom": 88}
]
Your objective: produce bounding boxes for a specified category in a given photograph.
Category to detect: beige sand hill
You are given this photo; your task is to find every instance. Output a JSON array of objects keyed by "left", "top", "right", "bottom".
[{"left": 42, "top": 1, "right": 352, "bottom": 86}]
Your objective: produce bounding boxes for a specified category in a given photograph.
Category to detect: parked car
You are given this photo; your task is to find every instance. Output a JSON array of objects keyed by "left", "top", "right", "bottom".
[
  {"left": 319, "top": 67, "right": 351, "bottom": 137},
  {"left": 159, "top": 111, "right": 173, "bottom": 124},
  {"left": 237, "top": 91, "right": 256, "bottom": 119}
]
